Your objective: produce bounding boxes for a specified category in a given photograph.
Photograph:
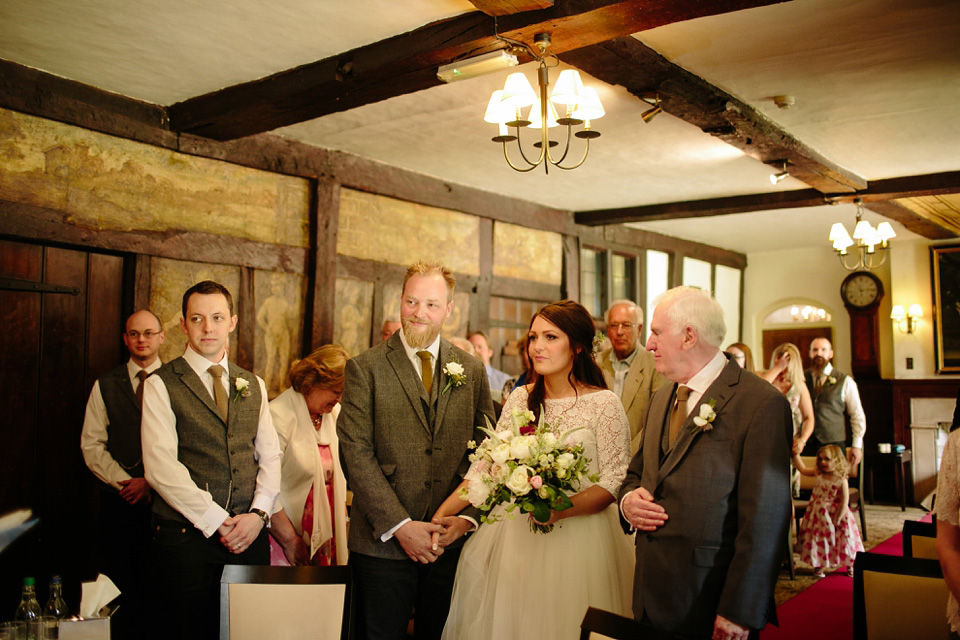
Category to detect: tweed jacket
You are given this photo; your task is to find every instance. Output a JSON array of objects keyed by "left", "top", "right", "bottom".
[
  {"left": 598, "top": 346, "right": 669, "bottom": 454},
  {"left": 619, "top": 358, "right": 792, "bottom": 635},
  {"left": 337, "top": 332, "right": 495, "bottom": 560}
]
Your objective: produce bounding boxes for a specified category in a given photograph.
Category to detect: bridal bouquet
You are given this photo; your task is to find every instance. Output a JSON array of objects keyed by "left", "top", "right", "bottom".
[{"left": 460, "top": 407, "right": 597, "bottom": 533}]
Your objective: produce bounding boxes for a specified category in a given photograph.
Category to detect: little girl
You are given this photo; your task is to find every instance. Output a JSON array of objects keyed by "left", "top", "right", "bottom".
[{"left": 793, "top": 445, "right": 864, "bottom": 577}]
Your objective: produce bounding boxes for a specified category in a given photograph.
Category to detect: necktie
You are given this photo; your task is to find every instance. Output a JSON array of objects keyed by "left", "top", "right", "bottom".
[
  {"left": 135, "top": 369, "right": 149, "bottom": 409},
  {"left": 417, "top": 351, "right": 433, "bottom": 395},
  {"left": 668, "top": 385, "right": 691, "bottom": 447},
  {"left": 814, "top": 375, "right": 824, "bottom": 394},
  {"left": 208, "top": 364, "right": 228, "bottom": 420}
]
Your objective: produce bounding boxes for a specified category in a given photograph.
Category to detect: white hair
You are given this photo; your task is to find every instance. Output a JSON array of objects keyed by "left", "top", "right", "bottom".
[
  {"left": 604, "top": 299, "right": 643, "bottom": 326},
  {"left": 653, "top": 287, "right": 726, "bottom": 348}
]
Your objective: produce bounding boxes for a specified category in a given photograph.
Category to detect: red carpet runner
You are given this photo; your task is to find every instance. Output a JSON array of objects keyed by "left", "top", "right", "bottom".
[{"left": 759, "top": 525, "right": 917, "bottom": 640}]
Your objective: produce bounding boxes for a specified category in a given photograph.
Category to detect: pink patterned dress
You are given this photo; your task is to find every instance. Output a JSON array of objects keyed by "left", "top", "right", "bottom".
[{"left": 798, "top": 474, "right": 864, "bottom": 569}]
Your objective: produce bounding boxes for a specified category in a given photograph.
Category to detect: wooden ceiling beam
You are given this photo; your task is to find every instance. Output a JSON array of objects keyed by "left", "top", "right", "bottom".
[
  {"left": 561, "top": 36, "right": 866, "bottom": 193},
  {"left": 168, "top": 0, "right": 791, "bottom": 140},
  {"left": 468, "top": 0, "right": 555, "bottom": 16},
  {"left": 575, "top": 170, "right": 960, "bottom": 239}
]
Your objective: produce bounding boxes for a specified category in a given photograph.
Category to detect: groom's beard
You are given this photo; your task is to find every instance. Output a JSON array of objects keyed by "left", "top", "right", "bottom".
[{"left": 402, "top": 316, "right": 442, "bottom": 348}]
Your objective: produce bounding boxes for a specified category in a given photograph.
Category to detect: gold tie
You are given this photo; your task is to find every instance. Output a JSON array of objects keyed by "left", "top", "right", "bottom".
[
  {"left": 814, "top": 374, "right": 824, "bottom": 394},
  {"left": 417, "top": 351, "right": 433, "bottom": 395},
  {"left": 135, "top": 369, "right": 149, "bottom": 409},
  {"left": 668, "top": 385, "right": 691, "bottom": 447},
  {"left": 208, "top": 364, "right": 228, "bottom": 420}
]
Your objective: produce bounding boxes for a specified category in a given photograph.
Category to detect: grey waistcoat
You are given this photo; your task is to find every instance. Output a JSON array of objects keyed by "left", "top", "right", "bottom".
[
  {"left": 806, "top": 368, "right": 849, "bottom": 444},
  {"left": 151, "top": 357, "right": 262, "bottom": 523}
]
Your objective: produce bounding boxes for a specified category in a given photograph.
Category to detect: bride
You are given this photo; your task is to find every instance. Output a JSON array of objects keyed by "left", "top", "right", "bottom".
[{"left": 437, "top": 300, "right": 635, "bottom": 640}]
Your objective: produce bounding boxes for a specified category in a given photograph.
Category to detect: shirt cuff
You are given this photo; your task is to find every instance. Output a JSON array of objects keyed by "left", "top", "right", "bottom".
[
  {"left": 851, "top": 437, "right": 864, "bottom": 450},
  {"left": 195, "top": 503, "right": 231, "bottom": 538},
  {"left": 457, "top": 514, "right": 478, "bottom": 531},
  {"left": 381, "top": 518, "right": 411, "bottom": 542}
]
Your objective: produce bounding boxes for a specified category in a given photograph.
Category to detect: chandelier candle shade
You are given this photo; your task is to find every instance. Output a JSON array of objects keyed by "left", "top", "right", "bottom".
[
  {"left": 483, "top": 33, "right": 604, "bottom": 173},
  {"left": 829, "top": 199, "right": 896, "bottom": 271}
]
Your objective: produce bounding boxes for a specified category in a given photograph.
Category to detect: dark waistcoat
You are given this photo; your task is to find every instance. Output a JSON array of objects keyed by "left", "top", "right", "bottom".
[
  {"left": 805, "top": 368, "right": 849, "bottom": 444},
  {"left": 98, "top": 363, "right": 146, "bottom": 481}
]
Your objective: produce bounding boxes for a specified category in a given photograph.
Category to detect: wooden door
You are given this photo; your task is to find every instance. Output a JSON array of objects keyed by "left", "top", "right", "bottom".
[
  {"left": 0, "top": 239, "right": 126, "bottom": 610},
  {"left": 761, "top": 327, "right": 833, "bottom": 372}
]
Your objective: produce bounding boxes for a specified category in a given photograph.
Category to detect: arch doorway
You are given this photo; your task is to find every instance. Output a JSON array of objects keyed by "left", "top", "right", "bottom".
[{"left": 760, "top": 301, "right": 834, "bottom": 371}]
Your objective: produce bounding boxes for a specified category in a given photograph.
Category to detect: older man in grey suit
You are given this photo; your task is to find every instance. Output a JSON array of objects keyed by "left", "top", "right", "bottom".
[
  {"left": 338, "top": 260, "right": 494, "bottom": 640},
  {"left": 619, "top": 287, "right": 792, "bottom": 640}
]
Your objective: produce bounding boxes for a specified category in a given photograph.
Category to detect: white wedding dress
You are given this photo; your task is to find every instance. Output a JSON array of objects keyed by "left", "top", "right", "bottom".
[{"left": 442, "top": 388, "right": 635, "bottom": 640}]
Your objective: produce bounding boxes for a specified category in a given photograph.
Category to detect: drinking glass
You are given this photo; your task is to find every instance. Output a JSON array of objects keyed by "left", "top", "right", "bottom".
[{"left": 0, "top": 621, "right": 26, "bottom": 640}]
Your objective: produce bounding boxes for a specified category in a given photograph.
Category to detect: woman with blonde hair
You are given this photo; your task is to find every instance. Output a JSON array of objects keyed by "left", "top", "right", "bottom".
[
  {"left": 761, "top": 343, "right": 814, "bottom": 457},
  {"left": 268, "top": 344, "right": 350, "bottom": 566}
]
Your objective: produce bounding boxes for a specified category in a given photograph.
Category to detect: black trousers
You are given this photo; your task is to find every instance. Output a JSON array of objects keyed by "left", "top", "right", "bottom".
[
  {"left": 801, "top": 437, "right": 846, "bottom": 457},
  {"left": 148, "top": 516, "right": 268, "bottom": 640},
  {"left": 96, "top": 489, "right": 152, "bottom": 640},
  {"left": 350, "top": 546, "right": 462, "bottom": 640}
]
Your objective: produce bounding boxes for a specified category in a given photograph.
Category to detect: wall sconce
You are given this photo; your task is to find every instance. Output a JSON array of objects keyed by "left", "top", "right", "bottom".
[{"left": 891, "top": 304, "right": 922, "bottom": 334}]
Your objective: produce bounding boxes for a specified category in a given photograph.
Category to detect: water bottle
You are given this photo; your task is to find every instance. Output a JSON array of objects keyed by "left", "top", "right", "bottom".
[
  {"left": 13, "top": 577, "right": 42, "bottom": 639},
  {"left": 44, "top": 575, "right": 68, "bottom": 619}
]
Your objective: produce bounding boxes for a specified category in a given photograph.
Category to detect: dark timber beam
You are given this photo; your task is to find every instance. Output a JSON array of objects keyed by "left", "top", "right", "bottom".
[
  {"left": 575, "top": 171, "right": 960, "bottom": 239},
  {"left": 168, "top": 0, "right": 791, "bottom": 140},
  {"left": 561, "top": 37, "right": 866, "bottom": 193}
]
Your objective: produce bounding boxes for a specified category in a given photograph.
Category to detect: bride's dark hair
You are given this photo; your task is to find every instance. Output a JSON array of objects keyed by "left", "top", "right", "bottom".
[{"left": 527, "top": 300, "right": 607, "bottom": 419}]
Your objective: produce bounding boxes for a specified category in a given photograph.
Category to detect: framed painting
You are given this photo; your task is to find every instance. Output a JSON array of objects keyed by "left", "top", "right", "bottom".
[{"left": 931, "top": 245, "right": 960, "bottom": 373}]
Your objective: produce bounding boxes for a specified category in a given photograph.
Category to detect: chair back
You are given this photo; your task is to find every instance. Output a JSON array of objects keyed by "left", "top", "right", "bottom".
[
  {"left": 579, "top": 607, "right": 649, "bottom": 640},
  {"left": 903, "top": 519, "right": 938, "bottom": 560},
  {"left": 853, "top": 552, "right": 948, "bottom": 640},
  {"left": 220, "top": 565, "right": 353, "bottom": 640}
]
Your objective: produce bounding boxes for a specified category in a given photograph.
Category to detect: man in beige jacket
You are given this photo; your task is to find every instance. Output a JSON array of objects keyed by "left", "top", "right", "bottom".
[{"left": 596, "top": 299, "right": 667, "bottom": 453}]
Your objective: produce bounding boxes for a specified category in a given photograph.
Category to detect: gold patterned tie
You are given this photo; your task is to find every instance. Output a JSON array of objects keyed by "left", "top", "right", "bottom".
[
  {"left": 668, "top": 385, "right": 691, "bottom": 447},
  {"left": 135, "top": 369, "right": 149, "bottom": 409},
  {"left": 417, "top": 351, "right": 433, "bottom": 395},
  {"left": 208, "top": 364, "right": 228, "bottom": 420}
]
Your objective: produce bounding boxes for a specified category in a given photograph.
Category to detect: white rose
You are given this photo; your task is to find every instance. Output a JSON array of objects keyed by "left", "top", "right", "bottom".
[
  {"left": 496, "top": 429, "right": 514, "bottom": 442},
  {"left": 693, "top": 416, "right": 707, "bottom": 427},
  {"left": 699, "top": 404, "right": 714, "bottom": 420},
  {"left": 490, "top": 442, "right": 512, "bottom": 464},
  {"left": 556, "top": 452, "right": 575, "bottom": 470},
  {"left": 235, "top": 378, "right": 250, "bottom": 391},
  {"left": 505, "top": 466, "right": 533, "bottom": 495},
  {"left": 445, "top": 362, "right": 464, "bottom": 376},
  {"left": 540, "top": 432, "right": 558, "bottom": 450},
  {"left": 509, "top": 435, "right": 538, "bottom": 462},
  {"left": 490, "top": 461, "right": 508, "bottom": 481},
  {"left": 465, "top": 474, "right": 492, "bottom": 505}
]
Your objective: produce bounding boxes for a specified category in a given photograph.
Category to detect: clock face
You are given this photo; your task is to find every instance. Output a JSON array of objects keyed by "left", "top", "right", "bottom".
[{"left": 842, "top": 272, "right": 882, "bottom": 308}]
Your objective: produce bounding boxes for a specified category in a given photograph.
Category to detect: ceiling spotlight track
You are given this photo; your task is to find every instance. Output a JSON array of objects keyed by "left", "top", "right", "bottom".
[{"left": 483, "top": 33, "right": 604, "bottom": 174}]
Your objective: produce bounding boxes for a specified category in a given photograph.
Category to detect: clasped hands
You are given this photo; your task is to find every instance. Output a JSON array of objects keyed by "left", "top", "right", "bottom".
[
  {"left": 395, "top": 517, "right": 471, "bottom": 564},
  {"left": 218, "top": 513, "right": 263, "bottom": 554},
  {"left": 621, "top": 486, "right": 668, "bottom": 532}
]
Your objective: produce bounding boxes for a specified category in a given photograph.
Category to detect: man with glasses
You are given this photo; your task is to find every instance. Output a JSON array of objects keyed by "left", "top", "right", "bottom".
[
  {"left": 80, "top": 309, "right": 165, "bottom": 638},
  {"left": 597, "top": 300, "right": 668, "bottom": 453}
]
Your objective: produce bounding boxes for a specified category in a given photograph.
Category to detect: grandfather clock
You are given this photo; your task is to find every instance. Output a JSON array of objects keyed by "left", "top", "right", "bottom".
[{"left": 840, "top": 271, "right": 884, "bottom": 379}]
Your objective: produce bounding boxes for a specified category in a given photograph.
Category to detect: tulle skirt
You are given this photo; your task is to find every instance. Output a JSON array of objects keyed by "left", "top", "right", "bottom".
[{"left": 442, "top": 502, "right": 635, "bottom": 640}]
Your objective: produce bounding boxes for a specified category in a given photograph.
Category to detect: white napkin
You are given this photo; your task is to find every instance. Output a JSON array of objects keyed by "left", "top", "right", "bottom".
[{"left": 79, "top": 574, "right": 121, "bottom": 618}]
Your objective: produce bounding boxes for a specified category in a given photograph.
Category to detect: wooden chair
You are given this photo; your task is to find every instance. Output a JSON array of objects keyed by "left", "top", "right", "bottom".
[
  {"left": 579, "top": 607, "right": 647, "bottom": 640},
  {"left": 902, "top": 519, "right": 938, "bottom": 560},
  {"left": 219, "top": 565, "right": 353, "bottom": 640},
  {"left": 853, "top": 552, "right": 949, "bottom": 640},
  {"left": 794, "top": 455, "right": 867, "bottom": 541}
]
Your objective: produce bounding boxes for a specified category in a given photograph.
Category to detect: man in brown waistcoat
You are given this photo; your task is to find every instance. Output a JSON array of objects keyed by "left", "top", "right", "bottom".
[
  {"left": 142, "top": 281, "right": 281, "bottom": 639},
  {"left": 81, "top": 309, "right": 164, "bottom": 638}
]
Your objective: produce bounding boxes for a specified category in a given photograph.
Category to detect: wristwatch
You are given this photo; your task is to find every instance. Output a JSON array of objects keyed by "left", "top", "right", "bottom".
[{"left": 250, "top": 508, "right": 270, "bottom": 527}]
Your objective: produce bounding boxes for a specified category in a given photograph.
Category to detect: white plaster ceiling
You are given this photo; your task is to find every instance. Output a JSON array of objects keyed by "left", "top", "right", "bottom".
[{"left": 1, "top": 0, "right": 958, "bottom": 255}]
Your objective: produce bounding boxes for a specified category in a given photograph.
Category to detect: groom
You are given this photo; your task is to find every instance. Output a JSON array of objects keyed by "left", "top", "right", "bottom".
[
  {"left": 619, "top": 286, "right": 791, "bottom": 640},
  {"left": 338, "top": 260, "right": 494, "bottom": 640}
]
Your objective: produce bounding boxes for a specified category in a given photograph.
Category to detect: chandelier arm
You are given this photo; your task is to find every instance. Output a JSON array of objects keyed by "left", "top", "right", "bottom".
[
  {"left": 513, "top": 125, "right": 546, "bottom": 168},
  {"left": 552, "top": 137, "right": 591, "bottom": 170},
  {"left": 545, "top": 124, "right": 574, "bottom": 167},
  {"left": 838, "top": 252, "right": 861, "bottom": 271}
]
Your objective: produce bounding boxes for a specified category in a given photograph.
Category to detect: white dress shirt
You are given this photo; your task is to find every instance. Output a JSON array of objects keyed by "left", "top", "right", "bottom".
[
  {"left": 822, "top": 362, "right": 867, "bottom": 449},
  {"left": 141, "top": 346, "right": 281, "bottom": 538},
  {"left": 81, "top": 358, "right": 162, "bottom": 489}
]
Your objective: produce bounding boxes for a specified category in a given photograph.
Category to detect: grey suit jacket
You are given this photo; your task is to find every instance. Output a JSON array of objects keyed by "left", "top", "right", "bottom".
[
  {"left": 618, "top": 358, "right": 792, "bottom": 635},
  {"left": 337, "top": 332, "right": 495, "bottom": 560},
  {"left": 598, "top": 346, "right": 668, "bottom": 454}
]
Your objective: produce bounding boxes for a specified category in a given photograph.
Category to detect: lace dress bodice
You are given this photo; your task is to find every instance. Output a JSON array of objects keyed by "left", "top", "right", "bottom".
[{"left": 497, "top": 387, "right": 631, "bottom": 497}]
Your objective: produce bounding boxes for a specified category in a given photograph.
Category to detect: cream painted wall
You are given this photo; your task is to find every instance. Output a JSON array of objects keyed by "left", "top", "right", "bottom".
[
  {"left": 745, "top": 239, "right": 960, "bottom": 380},
  {"left": 742, "top": 243, "right": 895, "bottom": 378}
]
